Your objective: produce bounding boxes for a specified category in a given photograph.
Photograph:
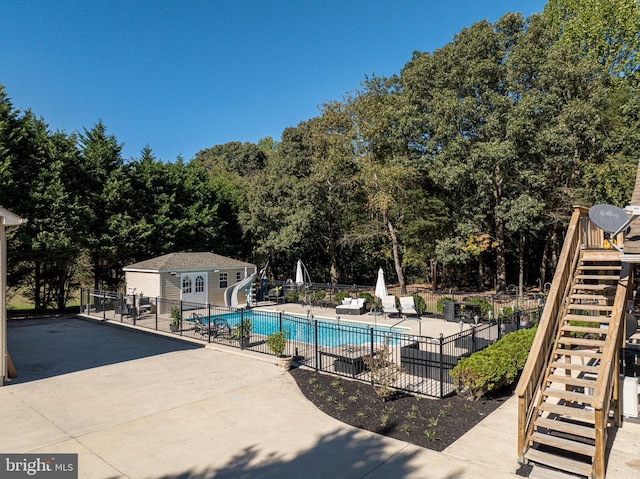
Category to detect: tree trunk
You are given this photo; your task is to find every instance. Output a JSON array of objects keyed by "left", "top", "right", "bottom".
[
  {"left": 431, "top": 258, "right": 438, "bottom": 289},
  {"left": 540, "top": 228, "right": 552, "bottom": 289},
  {"left": 386, "top": 216, "right": 406, "bottom": 294},
  {"left": 550, "top": 225, "right": 558, "bottom": 274},
  {"left": 518, "top": 233, "right": 525, "bottom": 298},
  {"left": 495, "top": 214, "right": 507, "bottom": 293},
  {"left": 478, "top": 253, "right": 484, "bottom": 291},
  {"left": 328, "top": 226, "right": 339, "bottom": 285},
  {"left": 92, "top": 253, "right": 100, "bottom": 290},
  {"left": 34, "top": 261, "right": 42, "bottom": 312}
]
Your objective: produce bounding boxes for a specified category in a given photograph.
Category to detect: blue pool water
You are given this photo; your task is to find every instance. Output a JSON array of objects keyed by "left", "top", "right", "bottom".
[{"left": 202, "top": 310, "right": 398, "bottom": 348}]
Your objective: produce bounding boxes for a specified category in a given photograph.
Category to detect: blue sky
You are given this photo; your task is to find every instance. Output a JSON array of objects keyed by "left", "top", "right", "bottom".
[{"left": 1, "top": 1, "right": 547, "bottom": 162}]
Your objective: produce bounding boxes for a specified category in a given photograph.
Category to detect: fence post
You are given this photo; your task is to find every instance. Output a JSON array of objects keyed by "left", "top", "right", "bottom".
[
  {"left": 498, "top": 316, "right": 502, "bottom": 340},
  {"left": 208, "top": 303, "right": 211, "bottom": 342},
  {"left": 240, "top": 309, "right": 244, "bottom": 350},
  {"left": 492, "top": 295, "right": 495, "bottom": 322},
  {"left": 102, "top": 293, "right": 106, "bottom": 321},
  {"left": 279, "top": 311, "right": 283, "bottom": 331},
  {"left": 370, "top": 327, "right": 375, "bottom": 386},
  {"left": 314, "top": 319, "right": 319, "bottom": 371},
  {"left": 179, "top": 301, "right": 183, "bottom": 336},
  {"left": 471, "top": 325, "right": 476, "bottom": 352},
  {"left": 155, "top": 297, "right": 158, "bottom": 330},
  {"left": 439, "top": 333, "right": 444, "bottom": 399}
]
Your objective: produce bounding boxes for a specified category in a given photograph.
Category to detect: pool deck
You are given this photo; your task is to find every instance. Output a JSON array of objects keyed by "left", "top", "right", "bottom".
[{"left": 252, "top": 301, "right": 473, "bottom": 338}]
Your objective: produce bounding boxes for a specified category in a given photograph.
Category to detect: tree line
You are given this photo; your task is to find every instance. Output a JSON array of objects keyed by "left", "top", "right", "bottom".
[{"left": 1, "top": 3, "right": 638, "bottom": 311}]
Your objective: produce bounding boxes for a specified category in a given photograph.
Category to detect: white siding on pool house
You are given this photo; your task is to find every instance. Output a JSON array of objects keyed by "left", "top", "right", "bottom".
[
  {"left": 123, "top": 252, "right": 257, "bottom": 309},
  {"left": 125, "top": 272, "right": 161, "bottom": 298}
]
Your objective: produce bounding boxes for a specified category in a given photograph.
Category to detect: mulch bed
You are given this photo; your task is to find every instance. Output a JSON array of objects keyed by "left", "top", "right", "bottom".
[{"left": 290, "top": 367, "right": 513, "bottom": 452}]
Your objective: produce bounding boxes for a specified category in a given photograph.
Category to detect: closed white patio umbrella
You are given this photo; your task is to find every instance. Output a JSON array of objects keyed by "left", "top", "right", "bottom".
[
  {"left": 375, "top": 267, "right": 387, "bottom": 299},
  {"left": 295, "top": 259, "right": 304, "bottom": 286}
]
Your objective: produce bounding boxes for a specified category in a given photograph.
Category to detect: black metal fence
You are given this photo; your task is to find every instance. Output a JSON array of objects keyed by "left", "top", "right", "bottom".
[
  {"left": 268, "top": 280, "right": 544, "bottom": 320},
  {"left": 80, "top": 287, "right": 541, "bottom": 398}
]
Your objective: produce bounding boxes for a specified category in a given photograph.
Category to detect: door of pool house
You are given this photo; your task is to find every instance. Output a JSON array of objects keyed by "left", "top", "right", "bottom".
[{"left": 181, "top": 272, "right": 207, "bottom": 305}]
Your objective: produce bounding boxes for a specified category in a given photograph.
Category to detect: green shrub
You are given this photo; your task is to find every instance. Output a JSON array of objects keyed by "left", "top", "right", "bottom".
[
  {"left": 450, "top": 325, "right": 537, "bottom": 400},
  {"left": 436, "top": 297, "right": 453, "bottom": 314},
  {"left": 357, "top": 292, "right": 376, "bottom": 310},
  {"left": 266, "top": 329, "right": 288, "bottom": 356},
  {"left": 412, "top": 294, "right": 427, "bottom": 314},
  {"left": 170, "top": 306, "right": 181, "bottom": 327},
  {"left": 465, "top": 297, "right": 491, "bottom": 317},
  {"left": 285, "top": 289, "right": 299, "bottom": 303},
  {"left": 334, "top": 291, "right": 352, "bottom": 304},
  {"left": 312, "top": 290, "right": 326, "bottom": 301},
  {"left": 499, "top": 306, "right": 520, "bottom": 317}
]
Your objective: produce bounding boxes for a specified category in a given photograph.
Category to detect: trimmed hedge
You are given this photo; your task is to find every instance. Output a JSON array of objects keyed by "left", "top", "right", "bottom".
[
  {"left": 358, "top": 292, "right": 376, "bottom": 311},
  {"left": 465, "top": 297, "right": 492, "bottom": 317},
  {"left": 334, "top": 291, "right": 351, "bottom": 304},
  {"left": 450, "top": 325, "right": 537, "bottom": 400},
  {"left": 412, "top": 294, "right": 427, "bottom": 314},
  {"left": 436, "top": 297, "right": 453, "bottom": 314}
]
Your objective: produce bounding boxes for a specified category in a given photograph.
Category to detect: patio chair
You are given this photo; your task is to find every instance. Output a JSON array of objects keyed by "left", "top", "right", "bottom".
[
  {"left": 192, "top": 313, "right": 211, "bottom": 337},
  {"left": 381, "top": 295, "right": 400, "bottom": 317},
  {"left": 399, "top": 296, "right": 419, "bottom": 316},
  {"left": 211, "top": 318, "right": 234, "bottom": 338}
]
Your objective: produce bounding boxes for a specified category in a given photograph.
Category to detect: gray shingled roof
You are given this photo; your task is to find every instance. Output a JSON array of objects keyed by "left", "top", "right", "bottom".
[{"left": 123, "top": 252, "right": 255, "bottom": 272}]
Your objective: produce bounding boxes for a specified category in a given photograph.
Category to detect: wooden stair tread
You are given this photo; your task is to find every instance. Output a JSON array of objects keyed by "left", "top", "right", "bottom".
[
  {"left": 535, "top": 417, "right": 596, "bottom": 439},
  {"left": 572, "top": 283, "right": 616, "bottom": 291},
  {"left": 550, "top": 361, "right": 600, "bottom": 374},
  {"left": 543, "top": 388, "right": 594, "bottom": 405},
  {"left": 577, "top": 264, "right": 621, "bottom": 270},
  {"left": 569, "top": 293, "right": 613, "bottom": 301},
  {"left": 553, "top": 348, "right": 601, "bottom": 358},
  {"left": 580, "top": 250, "right": 621, "bottom": 261},
  {"left": 561, "top": 325, "right": 607, "bottom": 334},
  {"left": 575, "top": 274, "right": 620, "bottom": 280},
  {"left": 525, "top": 448, "right": 592, "bottom": 477},
  {"left": 557, "top": 337, "right": 606, "bottom": 348},
  {"left": 566, "top": 304, "right": 613, "bottom": 312},
  {"left": 564, "top": 313, "right": 611, "bottom": 322},
  {"left": 530, "top": 431, "right": 595, "bottom": 456},
  {"left": 547, "top": 374, "right": 597, "bottom": 389},
  {"left": 538, "top": 402, "right": 595, "bottom": 422}
]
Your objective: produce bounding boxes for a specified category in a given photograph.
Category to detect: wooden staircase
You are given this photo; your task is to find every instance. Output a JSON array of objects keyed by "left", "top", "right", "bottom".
[{"left": 517, "top": 207, "right": 632, "bottom": 479}]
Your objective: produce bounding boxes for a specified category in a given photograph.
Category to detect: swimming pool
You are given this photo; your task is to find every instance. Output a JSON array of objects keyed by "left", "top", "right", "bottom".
[{"left": 201, "top": 310, "right": 399, "bottom": 348}]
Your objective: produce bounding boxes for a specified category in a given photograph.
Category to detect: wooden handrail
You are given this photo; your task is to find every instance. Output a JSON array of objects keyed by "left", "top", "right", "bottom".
[
  {"left": 591, "top": 262, "right": 630, "bottom": 479},
  {"left": 592, "top": 263, "right": 629, "bottom": 410}
]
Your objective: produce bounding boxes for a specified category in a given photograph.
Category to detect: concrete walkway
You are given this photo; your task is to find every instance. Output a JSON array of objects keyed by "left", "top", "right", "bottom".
[{"left": 3, "top": 316, "right": 639, "bottom": 479}]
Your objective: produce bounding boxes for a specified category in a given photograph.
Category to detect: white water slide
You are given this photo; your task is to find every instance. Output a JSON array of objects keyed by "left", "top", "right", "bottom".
[{"left": 224, "top": 272, "right": 257, "bottom": 308}]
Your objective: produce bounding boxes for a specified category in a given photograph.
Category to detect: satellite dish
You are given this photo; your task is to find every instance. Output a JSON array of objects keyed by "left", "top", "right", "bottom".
[{"left": 589, "top": 204, "right": 628, "bottom": 234}]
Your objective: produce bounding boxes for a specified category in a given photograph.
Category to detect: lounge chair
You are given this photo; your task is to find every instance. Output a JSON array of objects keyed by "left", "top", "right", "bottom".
[
  {"left": 381, "top": 295, "right": 400, "bottom": 317},
  {"left": 192, "top": 313, "right": 211, "bottom": 337},
  {"left": 211, "top": 318, "right": 234, "bottom": 338},
  {"left": 193, "top": 314, "right": 234, "bottom": 338},
  {"left": 399, "top": 296, "right": 419, "bottom": 316}
]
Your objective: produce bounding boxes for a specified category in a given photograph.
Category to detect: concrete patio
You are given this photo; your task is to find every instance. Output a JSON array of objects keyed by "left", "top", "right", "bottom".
[{"left": 3, "top": 316, "right": 639, "bottom": 478}]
